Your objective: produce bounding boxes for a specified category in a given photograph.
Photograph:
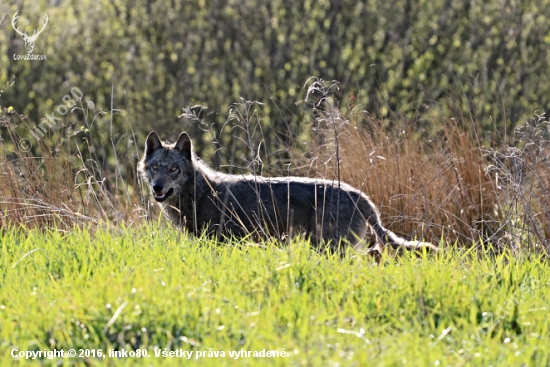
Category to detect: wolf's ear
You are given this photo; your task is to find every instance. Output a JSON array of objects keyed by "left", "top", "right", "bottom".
[
  {"left": 145, "top": 132, "right": 163, "bottom": 155},
  {"left": 175, "top": 132, "right": 192, "bottom": 160}
]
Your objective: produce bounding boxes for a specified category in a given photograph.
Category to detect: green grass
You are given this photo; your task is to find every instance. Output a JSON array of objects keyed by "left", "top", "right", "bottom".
[{"left": 0, "top": 226, "right": 548, "bottom": 366}]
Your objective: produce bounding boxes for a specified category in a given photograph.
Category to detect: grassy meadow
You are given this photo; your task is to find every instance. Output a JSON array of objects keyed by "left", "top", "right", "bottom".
[
  {"left": 3, "top": 1, "right": 550, "bottom": 365},
  {"left": 1, "top": 226, "right": 548, "bottom": 366}
]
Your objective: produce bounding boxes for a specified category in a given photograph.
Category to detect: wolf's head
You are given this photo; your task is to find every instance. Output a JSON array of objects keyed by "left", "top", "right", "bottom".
[{"left": 138, "top": 132, "right": 194, "bottom": 203}]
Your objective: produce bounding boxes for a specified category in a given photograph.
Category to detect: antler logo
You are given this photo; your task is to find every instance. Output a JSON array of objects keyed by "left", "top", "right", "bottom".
[{"left": 12, "top": 11, "right": 49, "bottom": 54}]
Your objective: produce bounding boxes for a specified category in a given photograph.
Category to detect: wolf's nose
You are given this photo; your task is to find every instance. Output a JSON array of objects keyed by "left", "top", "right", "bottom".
[{"left": 152, "top": 183, "right": 164, "bottom": 193}]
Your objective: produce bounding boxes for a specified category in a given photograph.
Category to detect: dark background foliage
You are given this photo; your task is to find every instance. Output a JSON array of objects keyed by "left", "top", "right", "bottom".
[{"left": 2, "top": 0, "right": 550, "bottom": 160}]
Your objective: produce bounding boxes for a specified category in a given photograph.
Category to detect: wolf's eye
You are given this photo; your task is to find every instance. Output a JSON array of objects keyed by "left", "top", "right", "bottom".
[
  {"left": 170, "top": 166, "right": 178, "bottom": 172},
  {"left": 151, "top": 164, "right": 158, "bottom": 170}
]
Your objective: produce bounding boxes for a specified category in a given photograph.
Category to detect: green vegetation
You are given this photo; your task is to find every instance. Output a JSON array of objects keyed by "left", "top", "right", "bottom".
[
  {"left": 1, "top": 1, "right": 550, "bottom": 365},
  {"left": 3, "top": 0, "right": 550, "bottom": 157},
  {"left": 0, "top": 226, "right": 548, "bottom": 366}
]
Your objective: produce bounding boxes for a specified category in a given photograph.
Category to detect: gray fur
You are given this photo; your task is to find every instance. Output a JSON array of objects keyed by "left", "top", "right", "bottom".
[{"left": 138, "top": 132, "right": 438, "bottom": 254}]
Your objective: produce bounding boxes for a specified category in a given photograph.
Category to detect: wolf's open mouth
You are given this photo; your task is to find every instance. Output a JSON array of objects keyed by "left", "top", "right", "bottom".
[{"left": 154, "top": 188, "right": 174, "bottom": 202}]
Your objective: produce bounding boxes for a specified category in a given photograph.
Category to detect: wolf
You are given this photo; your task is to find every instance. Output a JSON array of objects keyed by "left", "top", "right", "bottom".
[{"left": 138, "top": 132, "right": 438, "bottom": 254}]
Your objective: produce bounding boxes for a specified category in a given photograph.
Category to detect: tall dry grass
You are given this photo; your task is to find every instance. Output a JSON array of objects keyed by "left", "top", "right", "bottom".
[
  {"left": 298, "top": 81, "right": 550, "bottom": 251},
  {"left": 0, "top": 105, "right": 142, "bottom": 230},
  {"left": 485, "top": 113, "right": 550, "bottom": 251},
  {"left": 307, "top": 119, "right": 500, "bottom": 246}
]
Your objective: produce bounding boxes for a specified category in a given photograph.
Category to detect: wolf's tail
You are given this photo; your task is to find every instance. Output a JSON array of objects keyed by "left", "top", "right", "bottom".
[
  {"left": 367, "top": 211, "right": 438, "bottom": 252},
  {"left": 378, "top": 225, "right": 438, "bottom": 252}
]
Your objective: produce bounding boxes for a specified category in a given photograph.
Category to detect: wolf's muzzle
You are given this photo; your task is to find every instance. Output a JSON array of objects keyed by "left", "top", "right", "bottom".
[{"left": 152, "top": 182, "right": 174, "bottom": 202}]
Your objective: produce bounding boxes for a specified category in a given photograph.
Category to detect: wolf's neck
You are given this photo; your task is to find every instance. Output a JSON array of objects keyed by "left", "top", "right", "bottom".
[{"left": 193, "top": 158, "right": 216, "bottom": 192}]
